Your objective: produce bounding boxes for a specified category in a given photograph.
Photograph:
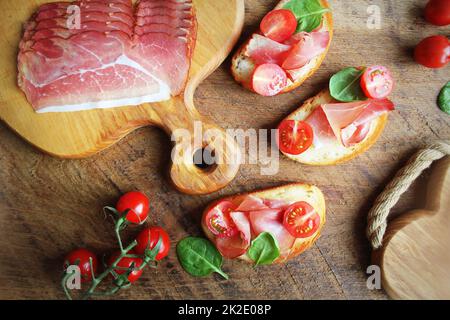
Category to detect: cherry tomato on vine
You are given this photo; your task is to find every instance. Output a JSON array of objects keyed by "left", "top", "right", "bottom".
[
  {"left": 116, "top": 191, "right": 150, "bottom": 224},
  {"left": 360, "top": 66, "right": 394, "bottom": 99},
  {"left": 204, "top": 200, "right": 238, "bottom": 238},
  {"left": 260, "top": 9, "right": 298, "bottom": 43},
  {"left": 64, "top": 248, "right": 98, "bottom": 283},
  {"left": 134, "top": 227, "right": 171, "bottom": 260},
  {"left": 108, "top": 251, "right": 143, "bottom": 283},
  {"left": 425, "top": 0, "right": 450, "bottom": 26},
  {"left": 414, "top": 35, "right": 450, "bottom": 69},
  {"left": 277, "top": 120, "right": 314, "bottom": 155},
  {"left": 283, "top": 202, "right": 320, "bottom": 238}
]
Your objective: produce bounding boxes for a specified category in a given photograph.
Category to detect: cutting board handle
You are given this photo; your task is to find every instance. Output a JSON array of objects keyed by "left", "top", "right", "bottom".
[
  {"left": 367, "top": 140, "right": 450, "bottom": 249},
  {"left": 368, "top": 142, "right": 450, "bottom": 299},
  {"left": 153, "top": 96, "right": 241, "bottom": 195}
]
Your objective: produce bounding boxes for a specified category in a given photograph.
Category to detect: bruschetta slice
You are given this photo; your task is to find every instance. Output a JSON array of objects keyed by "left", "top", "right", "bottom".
[
  {"left": 277, "top": 66, "right": 395, "bottom": 165},
  {"left": 201, "top": 183, "right": 326, "bottom": 264},
  {"left": 232, "top": 0, "right": 333, "bottom": 96}
]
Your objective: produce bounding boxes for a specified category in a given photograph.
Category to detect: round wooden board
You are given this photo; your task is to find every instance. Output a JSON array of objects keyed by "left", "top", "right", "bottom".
[
  {"left": 0, "top": 0, "right": 245, "bottom": 194},
  {"left": 372, "top": 158, "right": 450, "bottom": 300}
]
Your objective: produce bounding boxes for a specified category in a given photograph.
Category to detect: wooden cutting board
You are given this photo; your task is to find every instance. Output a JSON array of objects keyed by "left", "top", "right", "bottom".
[
  {"left": 0, "top": 0, "right": 244, "bottom": 195},
  {"left": 372, "top": 158, "right": 450, "bottom": 300}
]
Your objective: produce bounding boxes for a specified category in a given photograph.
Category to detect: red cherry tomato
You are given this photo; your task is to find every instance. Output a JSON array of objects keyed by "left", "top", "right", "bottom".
[
  {"left": 360, "top": 66, "right": 394, "bottom": 99},
  {"left": 277, "top": 120, "right": 314, "bottom": 155},
  {"left": 64, "top": 248, "right": 98, "bottom": 283},
  {"left": 260, "top": 9, "right": 298, "bottom": 43},
  {"left": 283, "top": 202, "right": 320, "bottom": 238},
  {"left": 414, "top": 35, "right": 450, "bottom": 69},
  {"left": 425, "top": 0, "right": 450, "bottom": 26},
  {"left": 116, "top": 191, "right": 150, "bottom": 224},
  {"left": 108, "top": 252, "right": 143, "bottom": 283},
  {"left": 251, "top": 63, "right": 288, "bottom": 96},
  {"left": 204, "top": 200, "right": 238, "bottom": 238},
  {"left": 134, "top": 227, "right": 171, "bottom": 260}
]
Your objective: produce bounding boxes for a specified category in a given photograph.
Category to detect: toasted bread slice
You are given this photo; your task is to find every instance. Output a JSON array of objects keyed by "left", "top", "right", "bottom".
[
  {"left": 202, "top": 183, "right": 326, "bottom": 264},
  {"left": 231, "top": 0, "right": 333, "bottom": 94},
  {"left": 281, "top": 89, "right": 389, "bottom": 165}
]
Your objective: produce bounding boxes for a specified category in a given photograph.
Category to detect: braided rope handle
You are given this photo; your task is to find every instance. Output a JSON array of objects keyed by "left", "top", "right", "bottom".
[{"left": 366, "top": 140, "right": 450, "bottom": 250}]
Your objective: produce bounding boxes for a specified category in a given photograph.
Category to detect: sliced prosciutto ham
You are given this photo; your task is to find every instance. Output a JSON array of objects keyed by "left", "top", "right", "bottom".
[
  {"left": 249, "top": 209, "right": 295, "bottom": 255},
  {"left": 245, "top": 34, "right": 291, "bottom": 66},
  {"left": 282, "top": 32, "right": 330, "bottom": 70},
  {"left": 206, "top": 196, "right": 302, "bottom": 259},
  {"left": 235, "top": 195, "right": 268, "bottom": 211},
  {"left": 17, "top": 0, "right": 197, "bottom": 113},
  {"left": 245, "top": 31, "right": 330, "bottom": 84},
  {"left": 235, "top": 195, "right": 292, "bottom": 212},
  {"left": 306, "top": 99, "right": 395, "bottom": 147},
  {"left": 216, "top": 212, "right": 251, "bottom": 259},
  {"left": 35, "top": 1, "right": 134, "bottom": 17}
]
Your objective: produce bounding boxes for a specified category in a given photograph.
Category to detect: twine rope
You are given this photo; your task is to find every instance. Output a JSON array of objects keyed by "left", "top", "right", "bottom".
[{"left": 367, "top": 140, "right": 450, "bottom": 250}]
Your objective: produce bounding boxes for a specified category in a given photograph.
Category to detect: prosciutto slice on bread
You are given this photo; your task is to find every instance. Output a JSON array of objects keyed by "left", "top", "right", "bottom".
[
  {"left": 231, "top": 0, "right": 333, "bottom": 96},
  {"left": 306, "top": 99, "right": 395, "bottom": 147},
  {"left": 278, "top": 90, "right": 395, "bottom": 165},
  {"left": 202, "top": 184, "right": 327, "bottom": 264}
]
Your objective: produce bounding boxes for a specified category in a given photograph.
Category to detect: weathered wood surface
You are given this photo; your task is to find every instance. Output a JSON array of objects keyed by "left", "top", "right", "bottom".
[{"left": 0, "top": 0, "right": 449, "bottom": 300}]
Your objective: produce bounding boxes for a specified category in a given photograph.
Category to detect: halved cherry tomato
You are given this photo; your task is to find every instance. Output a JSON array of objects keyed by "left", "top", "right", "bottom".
[
  {"left": 116, "top": 191, "right": 150, "bottom": 225},
  {"left": 425, "top": 0, "right": 450, "bottom": 26},
  {"left": 108, "top": 251, "right": 143, "bottom": 283},
  {"left": 283, "top": 202, "right": 320, "bottom": 238},
  {"left": 277, "top": 120, "right": 314, "bottom": 155},
  {"left": 414, "top": 35, "right": 450, "bottom": 69},
  {"left": 134, "top": 226, "right": 171, "bottom": 261},
  {"left": 260, "top": 9, "right": 298, "bottom": 43},
  {"left": 251, "top": 63, "right": 288, "bottom": 96},
  {"left": 360, "top": 66, "right": 394, "bottom": 99},
  {"left": 64, "top": 248, "right": 98, "bottom": 283},
  {"left": 205, "top": 200, "right": 238, "bottom": 238}
]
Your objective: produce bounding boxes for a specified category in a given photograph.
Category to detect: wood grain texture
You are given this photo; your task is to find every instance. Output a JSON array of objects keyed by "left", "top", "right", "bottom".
[
  {"left": 0, "top": 0, "right": 244, "bottom": 195},
  {"left": 373, "top": 158, "right": 450, "bottom": 300},
  {"left": 0, "top": 0, "right": 449, "bottom": 300}
]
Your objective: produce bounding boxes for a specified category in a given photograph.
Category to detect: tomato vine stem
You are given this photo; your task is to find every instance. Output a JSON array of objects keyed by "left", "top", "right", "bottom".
[{"left": 61, "top": 210, "right": 162, "bottom": 300}]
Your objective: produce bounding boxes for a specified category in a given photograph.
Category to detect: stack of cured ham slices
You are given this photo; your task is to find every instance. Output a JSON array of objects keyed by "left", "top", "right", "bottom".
[{"left": 17, "top": 0, "right": 197, "bottom": 113}]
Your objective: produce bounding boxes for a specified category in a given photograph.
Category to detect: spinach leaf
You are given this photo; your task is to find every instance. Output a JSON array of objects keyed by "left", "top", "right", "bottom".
[
  {"left": 247, "top": 232, "right": 280, "bottom": 266},
  {"left": 329, "top": 67, "right": 367, "bottom": 102},
  {"left": 284, "top": 0, "right": 330, "bottom": 33},
  {"left": 438, "top": 82, "right": 450, "bottom": 115},
  {"left": 176, "top": 237, "right": 229, "bottom": 279}
]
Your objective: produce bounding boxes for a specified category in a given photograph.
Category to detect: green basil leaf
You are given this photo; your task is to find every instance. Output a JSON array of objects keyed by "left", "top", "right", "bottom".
[
  {"left": 176, "top": 237, "right": 229, "bottom": 279},
  {"left": 329, "top": 67, "right": 368, "bottom": 102},
  {"left": 247, "top": 232, "right": 280, "bottom": 266},
  {"left": 438, "top": 82, "right": 450, "bottom": 115},
  {"left": 284, "top": 0, "right": 330, "bottom": 33}
]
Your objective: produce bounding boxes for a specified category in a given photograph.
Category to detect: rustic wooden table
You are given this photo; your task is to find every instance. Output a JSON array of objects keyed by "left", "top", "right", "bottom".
[{"left": 0, "top": 0, "right": 449, "bottom": 300}]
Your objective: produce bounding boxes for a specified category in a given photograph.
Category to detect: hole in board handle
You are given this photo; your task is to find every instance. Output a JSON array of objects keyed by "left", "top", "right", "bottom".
[{"left": 193, "top": 146, "right": 218, "bottom": 172}]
